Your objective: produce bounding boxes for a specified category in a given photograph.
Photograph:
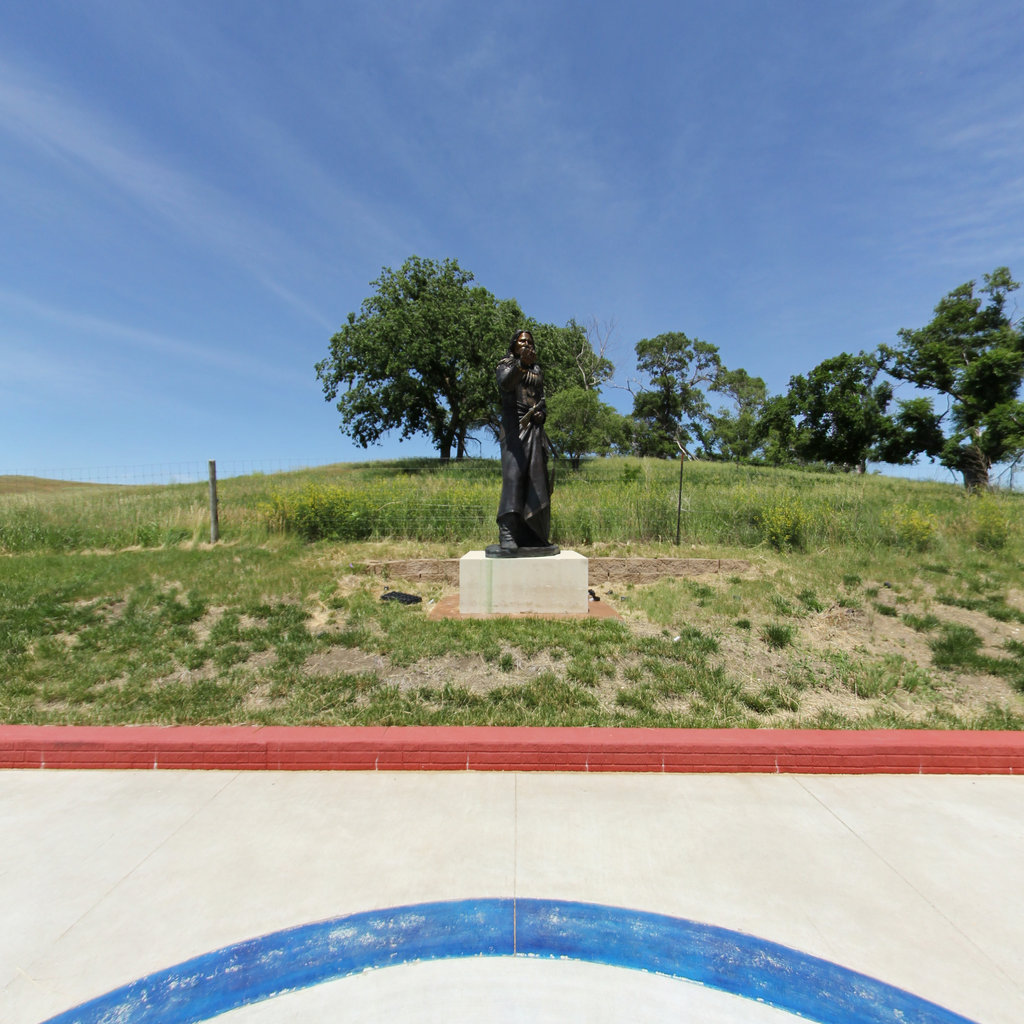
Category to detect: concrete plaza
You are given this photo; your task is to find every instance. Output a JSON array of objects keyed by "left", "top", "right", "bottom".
[{"left": 2, "top": 770, "right": 1022, "bottom": 1023}]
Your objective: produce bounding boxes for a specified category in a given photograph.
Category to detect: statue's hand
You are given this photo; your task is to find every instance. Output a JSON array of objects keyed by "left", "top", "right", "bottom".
[{"left": 532, "top": 409, "right": 546, "bottom": 425}]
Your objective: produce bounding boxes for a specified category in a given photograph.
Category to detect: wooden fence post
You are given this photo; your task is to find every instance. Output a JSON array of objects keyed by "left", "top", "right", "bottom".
[{"left": 208, "top": 460, "right": 219, "bottom": 543}]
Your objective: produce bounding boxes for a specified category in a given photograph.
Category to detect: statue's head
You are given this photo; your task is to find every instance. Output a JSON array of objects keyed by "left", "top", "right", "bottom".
[{"left": 510, "top": 329, "right": 535, "bottom": 356}]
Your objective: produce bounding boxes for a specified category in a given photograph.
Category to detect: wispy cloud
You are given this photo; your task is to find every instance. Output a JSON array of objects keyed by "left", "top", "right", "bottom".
[
  {"left": 0, "top": 62, "right": 337, "bottom": 328},
  {"left": 0, "top": 287, "right": 306, "bottom": 386},
  {"left": 0, "top": 333, "right": 107, "bottom": 401}
]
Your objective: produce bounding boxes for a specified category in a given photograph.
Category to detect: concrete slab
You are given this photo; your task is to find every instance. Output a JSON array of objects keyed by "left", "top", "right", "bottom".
[{"left": 2, "top": 771, "right": 1022, "bottom": 1023}]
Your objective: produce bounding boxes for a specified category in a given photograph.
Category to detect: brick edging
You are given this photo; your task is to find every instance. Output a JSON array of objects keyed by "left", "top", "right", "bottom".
[
  {"left": 361, "top": 557, "right": 752, "bottom": 585},
  {"left": 1, "top": 726, "right": 1022, "bottom": 774}
]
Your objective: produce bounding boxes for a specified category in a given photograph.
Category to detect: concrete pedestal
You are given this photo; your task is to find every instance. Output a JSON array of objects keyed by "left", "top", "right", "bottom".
[{"left": 459, "top": 550, "right": 588, "bottom": 617}]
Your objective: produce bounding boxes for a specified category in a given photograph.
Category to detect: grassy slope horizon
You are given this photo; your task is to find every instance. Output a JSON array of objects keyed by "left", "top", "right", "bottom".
[{"left": 2, "top": 457, "right": 1022, "bottom": 730}]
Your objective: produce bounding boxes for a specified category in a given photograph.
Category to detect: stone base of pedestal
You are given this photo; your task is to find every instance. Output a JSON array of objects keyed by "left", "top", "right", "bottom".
[{"left": 459, "top": 550, "right": 588, "bottom": 616}]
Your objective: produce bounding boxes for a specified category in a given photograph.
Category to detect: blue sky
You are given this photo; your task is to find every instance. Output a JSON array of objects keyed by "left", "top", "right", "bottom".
[{"left": 3, "top": 0, "right": 1023, "bottom": 484}]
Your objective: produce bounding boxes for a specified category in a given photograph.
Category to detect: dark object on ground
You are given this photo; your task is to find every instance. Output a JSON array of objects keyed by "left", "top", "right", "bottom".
[
  {"left": 588, "top": 589, "right": 600, "bottom": 601},
  {"left": 381, "top": 591, "right": 422, "bottom": 605}
]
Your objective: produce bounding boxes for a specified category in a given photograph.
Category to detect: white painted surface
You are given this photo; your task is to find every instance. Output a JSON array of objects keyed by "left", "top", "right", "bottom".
[
  {"left": 459, "top": 550, "right": 588, "bottom": 614},
  {"left": 213, "top": 957, "right": 801, "bottom": 1024},
  {"left": 2, "top": 772, "right": 1023, "bottom": 1023}
]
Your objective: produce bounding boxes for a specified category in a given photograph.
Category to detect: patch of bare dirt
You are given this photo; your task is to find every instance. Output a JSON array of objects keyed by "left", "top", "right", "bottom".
[
  {"left": 152, "top": 663, "right": 217, "bottom": 687},
  {"left": 243, "top": 683, "right": 275, "bottom": 712},
  {"left": 385, "top": 651, "right": 568, "bottom": 695},
  {"left": 192, "top": 606, "right": 226, "bottom": 643},
  {"left": 304, "top": 648, "right": 387, "bottom": 676},
  {"left": 73, "top": 595, "right": 129, "bottom": 622},
  {"left": 243, "top": 649, "right": 277, "bottom": 670}
]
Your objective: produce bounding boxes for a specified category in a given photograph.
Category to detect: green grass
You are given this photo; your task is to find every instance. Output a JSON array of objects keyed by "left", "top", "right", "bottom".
[
  {"left": 2, "top": 457, "right": 1024, "bottom": 728},
  {"left": 4, "top": 455, "right": 1020, "bottom": 556},
  {"left": 902, "top": 612, "right": 941, "bottom": 632},
  {"left": 760, "top": 623, "right": 796, "bottom": 650},
  {"left": 936, "top": 590, "right": 1024, "bottom": 624},
  {"left": 927, "top": 624, "right": 1024, "bottom": 691}
]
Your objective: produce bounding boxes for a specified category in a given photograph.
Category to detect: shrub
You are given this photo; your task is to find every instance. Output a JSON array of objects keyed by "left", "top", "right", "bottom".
[
  {"left": 969, "top": 496, "right": 1012, "bottom": 551},
  {"left": 756, "top": 499, "right": 811, "bottom": 551},
  {"left": 265, "top": 484, "right": 374, "bottom": 541},
  {"left": 885, "top": 504, "right": 938, "bottom": 552}
]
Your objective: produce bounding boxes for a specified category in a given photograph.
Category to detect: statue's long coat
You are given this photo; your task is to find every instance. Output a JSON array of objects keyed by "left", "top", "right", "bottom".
[{"left": 496, "top": 355, "right": 554, "bottom": 545}]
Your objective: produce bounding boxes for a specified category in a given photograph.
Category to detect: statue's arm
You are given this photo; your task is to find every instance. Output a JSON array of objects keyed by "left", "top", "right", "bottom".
[{"left": 497, "top": 357, "right": 524, "bottom": 392}]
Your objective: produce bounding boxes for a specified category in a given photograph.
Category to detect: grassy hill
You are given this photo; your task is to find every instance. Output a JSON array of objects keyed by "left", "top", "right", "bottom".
[
  {"left": 1, "top": 457, "right": 1022, "bottom": 729},
  {"left": 0, "top": 475, "right": 117, "bottom": 496}
]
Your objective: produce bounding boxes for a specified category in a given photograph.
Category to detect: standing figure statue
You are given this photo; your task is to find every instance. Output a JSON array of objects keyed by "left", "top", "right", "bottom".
[{"left": 487, "top": 329, "right": 559, "bottom": 557}]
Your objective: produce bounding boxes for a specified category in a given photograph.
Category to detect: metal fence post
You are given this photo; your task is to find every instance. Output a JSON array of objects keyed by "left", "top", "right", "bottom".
[{"left": 675, "top": 452, "right": 684, "bottom": 545}]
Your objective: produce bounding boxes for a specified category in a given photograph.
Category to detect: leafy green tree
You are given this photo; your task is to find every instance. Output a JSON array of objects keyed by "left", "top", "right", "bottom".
[
  {"left": 784, "top": 352, "right": 902, "bottom": 473},
  {"left": 532, "top": 318, "right": 614, "bottom": 394},
  {"left": 755, "top": 394, "right": 800, "bottom": 466},
  {"left": 630, "top": 332, "right": 724, "bottom": 457},
  {"left": 880, "top": 397, "right": 946, "bottom": 467},
  {"left": 698, "top": 368, "right": 768, "bottom": 462},
  {"left": 316, "top": 256, "right": 521, "bottom": 460},
  {"left": 458, "top": 318, "right": 617, "bottom": 447},
  {"left": 546, "top": 387, "right": 626, "bottom": 470},
  {"left": 880, "top": 267, "right": 1024, "bottom": 488}
]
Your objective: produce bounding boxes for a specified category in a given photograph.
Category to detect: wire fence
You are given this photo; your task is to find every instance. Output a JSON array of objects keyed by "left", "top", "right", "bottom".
[
  {"left": 5, "top": 457, "right": 1022, "bottom": 490},
  {"left": 1, "top": 458, "right": 327, "bottom": 488},
  {"left": 3, "top": 454, "right": 1022, "bottom": 555}
]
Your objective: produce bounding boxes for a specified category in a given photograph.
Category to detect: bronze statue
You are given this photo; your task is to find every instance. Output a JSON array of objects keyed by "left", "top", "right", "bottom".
[{"left": 487, "top": 329, "right": 559, "bottom": 557}]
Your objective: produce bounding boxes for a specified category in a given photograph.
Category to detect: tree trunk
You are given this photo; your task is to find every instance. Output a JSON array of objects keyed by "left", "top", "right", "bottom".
[
  {"left": 960, "top": 446, "right": 990, "bottom": 490},
  {"left": 961, "top": 464, "right": 989, "bottom": 490},
  {"left": 455, "top": 425, "right": 467, "bottom": 461}
]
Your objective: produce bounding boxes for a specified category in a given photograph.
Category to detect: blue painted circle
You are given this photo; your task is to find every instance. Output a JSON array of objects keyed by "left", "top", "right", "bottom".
[{"left": 43, "top": 898, "right": 976, "bottom": 1024}]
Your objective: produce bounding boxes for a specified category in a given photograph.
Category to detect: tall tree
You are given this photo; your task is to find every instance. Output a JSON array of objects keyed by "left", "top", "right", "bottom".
[
  {"left": 630, "top": 332, "right": 724, "bottom": 457},
  {"left": 784, "top": 352, "right": 901, "bottom": 473},
  {"left": 316, "top": 256, "right": 613, "bottom": 460},
  {"left": 880, "top": 267, "right": 1024, "bottom": 488},
  {"left": 470, "top": 319, "right": 615, "bottom": 445},
  {"left": 698, "top": 368, "right": 768, "bottom": 462},
  {"left": 755, "top": 393, "right": 800, "bottom": 466},
  {"left": 316, "top": 256, "right": 520, "bottom": 460},
  {"left": 545, "top": 387, "right": 625, "bottom": 470}
]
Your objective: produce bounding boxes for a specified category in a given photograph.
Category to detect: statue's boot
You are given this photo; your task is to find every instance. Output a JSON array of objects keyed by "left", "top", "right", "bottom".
[{"left": 497, "top": 514, "right": 519, "bottom": 553}]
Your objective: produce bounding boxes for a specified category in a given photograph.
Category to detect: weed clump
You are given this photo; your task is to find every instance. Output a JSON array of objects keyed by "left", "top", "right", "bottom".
[
  {"left": 929, "top": 624, "right": 983, "bottom": 670},
  {"left": 760, "top": 622, "right": 796, "bottom": 649},
  {"left": 968, "top": 495, "right": 1013, "bottom": 551},
  {"left": 902, "top": 612, "right": 941, "bottom": 632},
  {"left": 756, "top": 499, "right": 812, "bottom": 551},
  {"left": 264, "top": 485, "right": 373, "bottom": 541},
  {"left": 885, "top": 504, "right": 938, "bottom": 551}
]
